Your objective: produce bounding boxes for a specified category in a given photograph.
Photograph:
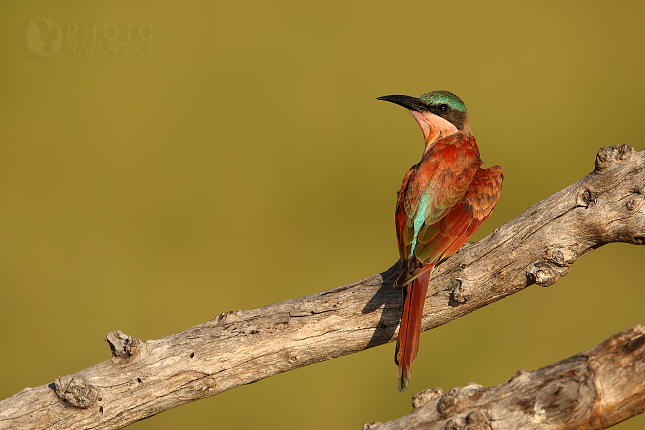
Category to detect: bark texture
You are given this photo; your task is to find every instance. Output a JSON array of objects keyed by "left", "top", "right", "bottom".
[
  {"left": 364, "top": 325, "right": 645, "bottom": 430},
  {"left": 0, "top": 144, "right": 644, "bottom": 430}
]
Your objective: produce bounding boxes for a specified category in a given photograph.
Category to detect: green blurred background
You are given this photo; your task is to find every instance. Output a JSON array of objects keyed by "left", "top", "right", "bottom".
[{"left": 1, "top": 1, "right": 644, "bottom": 428}]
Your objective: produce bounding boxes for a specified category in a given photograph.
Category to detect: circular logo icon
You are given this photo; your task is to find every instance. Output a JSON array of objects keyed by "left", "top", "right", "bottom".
[{"left": 26, "top": 19, "right": 62, "bottom": 57}]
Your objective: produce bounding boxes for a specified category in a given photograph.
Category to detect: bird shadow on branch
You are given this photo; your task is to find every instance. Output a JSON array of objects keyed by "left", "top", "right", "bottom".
[{"left": 362, "top": 261, "right": 403, "bottom": 349}]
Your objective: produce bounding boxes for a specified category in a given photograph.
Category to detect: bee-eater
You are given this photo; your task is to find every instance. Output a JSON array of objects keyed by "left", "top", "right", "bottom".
[{"left": 378, "top": 91, "right": 503, "bottom": 392}]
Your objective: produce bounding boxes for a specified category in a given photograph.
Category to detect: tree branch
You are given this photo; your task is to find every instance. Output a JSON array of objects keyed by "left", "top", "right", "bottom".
[
  {"left": 1, "top": 144, "right": 643, "bottom": 430},
  {"left": 364, "top": 325, "right": 645, "bottom": 430}
]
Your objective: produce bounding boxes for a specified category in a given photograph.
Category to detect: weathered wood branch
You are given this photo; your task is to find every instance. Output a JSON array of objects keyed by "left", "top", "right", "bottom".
[
  {"left": 0, "top": 144, "right": 644, "bottom": 430},
  {"left": 365, "top": 325, "right": 645, "bottom": 430}
]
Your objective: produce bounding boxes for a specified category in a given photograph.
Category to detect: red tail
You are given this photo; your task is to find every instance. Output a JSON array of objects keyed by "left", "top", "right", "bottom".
[{"left": 395, "top": 270, "right": 431, "bottom": 392}]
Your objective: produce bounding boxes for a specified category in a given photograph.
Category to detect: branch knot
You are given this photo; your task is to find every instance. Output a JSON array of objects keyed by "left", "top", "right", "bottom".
[
  {"left": 412, "top": 387, "right": 444, "bottom": 410},
  {"left": 544, "top": 245, "right": 577, "bottom": 268},
  {"left": 452, "top": 278, "right": 469, "bottom": 303},
  {"left": 578, "top": 189, "right": 597, "bottom": 208},
  {"left": 526, "top": 245, "right": 577, "bottom": 287},
  {"left": 526, "top": 261, "right": 568, "bottom": 287},
  {"left": 445, "top": 409, "right": 491, "bottom": 430},
  {"left": 595, "top": 144, "right": 634, "bottom": 172},
  {"left": 439, "top": 382, "right": 483, "bottom": 415},
  {"left": 54, "top": 375, "right": 98, "bottom": 409},
  {"left": 105, "top": 330, "right": 142, "bottom": 359}
]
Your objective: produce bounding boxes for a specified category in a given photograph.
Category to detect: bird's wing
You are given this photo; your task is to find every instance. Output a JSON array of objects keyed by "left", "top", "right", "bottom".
[{"left": 416, "top": 164, "right": 503, "bottom": 263}]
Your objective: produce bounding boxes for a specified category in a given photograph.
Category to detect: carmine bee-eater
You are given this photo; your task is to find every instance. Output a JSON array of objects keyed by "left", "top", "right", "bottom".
[{"left": 378, "top": 91, "right": 503, "bottom": 392}]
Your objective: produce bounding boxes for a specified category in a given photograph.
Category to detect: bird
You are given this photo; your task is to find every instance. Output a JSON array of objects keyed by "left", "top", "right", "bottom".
[{"left": 378, "top": 90, "right": 503, "bottom": 392}]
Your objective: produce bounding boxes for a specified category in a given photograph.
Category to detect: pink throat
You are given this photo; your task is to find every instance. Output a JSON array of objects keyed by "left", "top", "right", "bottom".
[{"left": 410, "top": 110, "right": 463, "bottom": 148}]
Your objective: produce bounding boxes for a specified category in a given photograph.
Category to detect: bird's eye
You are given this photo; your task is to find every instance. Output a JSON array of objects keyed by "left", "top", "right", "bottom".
[{"left": 439, "top": 104, "right": 449, "bottom": 112}]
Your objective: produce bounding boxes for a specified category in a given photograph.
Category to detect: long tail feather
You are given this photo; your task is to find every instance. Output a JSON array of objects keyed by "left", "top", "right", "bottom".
[{"left": 395, "top": 269, "right": 432, "bottom": 392}]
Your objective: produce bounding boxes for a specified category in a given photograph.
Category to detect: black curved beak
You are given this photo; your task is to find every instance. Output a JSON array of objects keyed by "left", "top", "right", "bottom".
[{"left": 377, "top": 95, "right": 428, "bottom": 112}]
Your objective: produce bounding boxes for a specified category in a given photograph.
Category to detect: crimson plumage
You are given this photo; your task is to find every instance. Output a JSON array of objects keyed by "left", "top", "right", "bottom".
[{"left": 379, "top": 91, "right": 503, "bottom": 392}]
